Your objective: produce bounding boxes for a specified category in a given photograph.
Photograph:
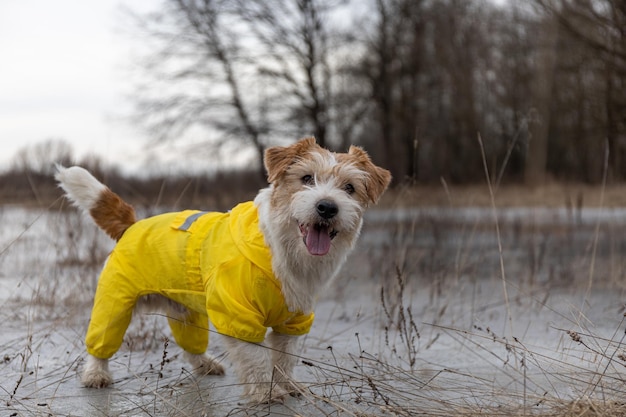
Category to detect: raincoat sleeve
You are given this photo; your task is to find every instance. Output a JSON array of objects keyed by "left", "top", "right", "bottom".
[
  {"left": 272, "top": 311, "right": 315, "bottom": 336},
  {"left": 206, "top": 260, "right": 269, "bottom": 343}
]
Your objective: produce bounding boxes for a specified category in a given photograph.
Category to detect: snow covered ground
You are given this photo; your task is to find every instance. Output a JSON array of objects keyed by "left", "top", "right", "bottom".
[{"left": 1, "top": 205, "right": 625, "bottom": 416}]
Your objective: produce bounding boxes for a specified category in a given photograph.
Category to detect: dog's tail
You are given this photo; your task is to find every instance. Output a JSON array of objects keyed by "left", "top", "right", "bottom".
[{"left": 55, "top": 165, "right": 136, "bottom": 241}]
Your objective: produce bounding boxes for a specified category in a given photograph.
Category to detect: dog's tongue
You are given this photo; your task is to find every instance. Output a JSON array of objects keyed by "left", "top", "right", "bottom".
[{"left": 306, "top": 224, "right": 332, "bottom": 256}]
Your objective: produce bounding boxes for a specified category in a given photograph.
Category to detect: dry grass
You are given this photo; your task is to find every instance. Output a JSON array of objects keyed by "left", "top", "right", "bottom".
[
  {"left": 381, "top": 181, "right": 626, "bottom": 209},
  {"left": 2, "top": 178, "right": 626, "bottom": 415}
]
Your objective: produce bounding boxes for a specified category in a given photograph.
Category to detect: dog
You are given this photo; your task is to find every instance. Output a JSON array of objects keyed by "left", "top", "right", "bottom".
[{"left": 55, "top": 137, "right": 391, "bottom": 403}]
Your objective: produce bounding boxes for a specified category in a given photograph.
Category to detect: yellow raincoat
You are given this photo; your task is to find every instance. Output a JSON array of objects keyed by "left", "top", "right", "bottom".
[{"left": 86, "top": 201, "right": 314, "bottom": 359}]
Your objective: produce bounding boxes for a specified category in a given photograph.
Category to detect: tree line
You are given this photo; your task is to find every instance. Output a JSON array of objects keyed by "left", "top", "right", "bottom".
[
  {"left": 1, "top": 139, "right": 263, "bottom": 209},
  {"left": 128, "top": 0, "right": 625, "bottom": 185},
  {"left": 2, "top": 1, "right": 623, "bottom": 192},
  {"left": 5, "top": 0, "right": 621, "bottom": 191}
]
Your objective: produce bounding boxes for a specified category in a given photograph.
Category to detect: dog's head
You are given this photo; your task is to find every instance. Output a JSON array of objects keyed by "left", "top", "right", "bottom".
[{"left": 262, "top": 137, "right": 391, "bottom": 257}]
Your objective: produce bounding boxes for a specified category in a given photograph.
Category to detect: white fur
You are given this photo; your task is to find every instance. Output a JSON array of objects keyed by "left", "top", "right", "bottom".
[
  {"left": 254, "top": 182, "right": 362, "bottom": 313},
  {"left": 55, "top": 165, "right": 106, "bottom": 211},
  {"left": 221, "top": 333, "right": 301, "bottom": 403},
  {"left": 81, "top": 356, "right": 112, "bottom": 388},
  {"left": 183, "top": 351, "right": 225, "bottom": 376},
  {"left": 58, "top": 143, "right": 380, "bottom": 404}
]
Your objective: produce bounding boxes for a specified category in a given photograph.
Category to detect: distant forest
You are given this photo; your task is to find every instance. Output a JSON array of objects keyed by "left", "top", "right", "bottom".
[
  {"left": 2, "top": 0, "right": 624, "bottom": 205},
  {"left": 125, "top": 0, "right": 625, "bottom": 185},
  {"left": 0, "top": 139, "right": 264, "bottom": 209}
]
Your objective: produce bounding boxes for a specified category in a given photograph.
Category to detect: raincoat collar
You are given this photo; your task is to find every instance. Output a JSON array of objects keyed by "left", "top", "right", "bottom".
[{"left": 228, "top": 202, "right": 274, "bottom": 280}]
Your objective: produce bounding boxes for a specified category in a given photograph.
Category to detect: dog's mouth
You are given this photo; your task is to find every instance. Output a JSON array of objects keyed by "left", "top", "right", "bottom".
[{"left": 299, "top": 223, "right": 338, "bottom": 256}]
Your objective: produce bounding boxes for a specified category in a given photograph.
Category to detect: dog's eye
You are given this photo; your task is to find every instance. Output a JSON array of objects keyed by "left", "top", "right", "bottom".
[
  {"left": 301, "top": 175, "right": 314, "bottom": 185},
  {"left": 344, "top": 183, "right": 355, "bottom": 195}
]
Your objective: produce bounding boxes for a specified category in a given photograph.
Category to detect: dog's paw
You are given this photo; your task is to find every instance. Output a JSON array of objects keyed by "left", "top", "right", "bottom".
[
  {"left": 184, "top": 352, "right": 225, "bottom": 376},
  {"left": 195, "top": 356, "right": 225, "bottom": 376},
  {"left": 81, "top": 356, "right": 113, "bottom": 388},
  {"left": 279, "top": 380, "right": 303, "bottom": 397},
  {"left": 244, "top": 384, "right": 290, "bottom": 405},
  {"left": 81, "top": 368, "right": 113, "bottom": 388}
]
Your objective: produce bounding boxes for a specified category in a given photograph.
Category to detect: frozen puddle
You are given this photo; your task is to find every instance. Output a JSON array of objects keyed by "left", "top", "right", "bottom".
[
  {"left": 3, "top": 284, "right": 624, "bottom": 416},
  {"left": 1, "top": 206, "right": 626, "bottom": 415}
]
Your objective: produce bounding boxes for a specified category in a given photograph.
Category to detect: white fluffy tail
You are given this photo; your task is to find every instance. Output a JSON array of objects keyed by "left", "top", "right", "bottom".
[
  {"left": 56, "top": 165, "right": 136, "bottom": 241},
  {"left": 55, "top": 165, "right": 107, "bottom": 212}
]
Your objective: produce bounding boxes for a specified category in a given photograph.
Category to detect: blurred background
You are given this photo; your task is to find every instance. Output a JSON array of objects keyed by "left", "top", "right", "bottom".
[{"left": 1, "top": 0, "right": 624, "bottom": 206}]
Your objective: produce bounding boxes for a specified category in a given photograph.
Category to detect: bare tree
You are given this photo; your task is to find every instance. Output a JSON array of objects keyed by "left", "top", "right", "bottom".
[
  {"left": 130, "top": 0, "right": 354, "bottom": 174},
  {"left": 533, "top": 0, "right": 626, "bottom": 178},
  {"left": 234, "top": 0, "right": 337, "bottom": 148},
  {"left": 525, "top": 15, "right": 558, "bottom": 185},
  {"left": 130, "top": 0, "right": 263, "bottom": 169},
  {"left": 126, "top": 0, "right": 623, "bottom": 184},
  {"left": 359, "top": 0, "right": 425, "bottom": 183},
  {"left": 363, "top": 0, "right": 506, "bottom": 183},
  {"left": 13, "top": 139, "right": 73, "bottom": 175}
]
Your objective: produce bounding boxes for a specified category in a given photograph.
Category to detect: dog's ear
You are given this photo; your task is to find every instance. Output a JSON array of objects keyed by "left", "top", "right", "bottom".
[
  {"left": 348, "top": 145, "right": 392, "bottom": 205},
  {"left": 265, "top": 137, "right": 318, "bottom": 183}
]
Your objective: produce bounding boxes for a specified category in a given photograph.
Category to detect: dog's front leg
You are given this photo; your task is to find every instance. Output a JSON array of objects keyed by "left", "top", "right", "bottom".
[
  {"left": 223, "top": 337, "right": 288, "bottom": 404},
  {"left": 81, "top": 354, "right": 113, "bottom": 388},
  {"left": 267, "top": 332, "right": 302, "bottom": 396}
]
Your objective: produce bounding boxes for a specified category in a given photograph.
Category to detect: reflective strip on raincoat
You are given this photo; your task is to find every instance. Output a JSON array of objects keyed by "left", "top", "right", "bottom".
[{"left": 85, "top": 201, "right": 314, "bottom": 359}]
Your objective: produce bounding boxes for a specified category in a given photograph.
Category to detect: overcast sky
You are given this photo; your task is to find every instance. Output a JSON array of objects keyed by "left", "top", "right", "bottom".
[{"left": 0, "top": 0, "right": 157, "bottom": 174}]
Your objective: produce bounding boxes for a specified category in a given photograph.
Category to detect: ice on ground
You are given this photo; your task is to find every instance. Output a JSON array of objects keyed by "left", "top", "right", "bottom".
[{"left": 1, "top": 205, "right": 625, "bottom": 416}]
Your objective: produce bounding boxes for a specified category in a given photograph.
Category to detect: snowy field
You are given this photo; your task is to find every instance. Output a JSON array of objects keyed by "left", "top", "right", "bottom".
[{"left": 1, "top": 205, "right": 626, "bottom": 416}]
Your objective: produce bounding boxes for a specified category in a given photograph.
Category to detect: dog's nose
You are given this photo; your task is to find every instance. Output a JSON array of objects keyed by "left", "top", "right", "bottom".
[{"left": 316, "top": 200, "right": 338, "bottom": 219}]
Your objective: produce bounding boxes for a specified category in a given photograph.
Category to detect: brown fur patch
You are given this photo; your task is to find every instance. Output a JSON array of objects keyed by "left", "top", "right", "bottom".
[
  {"left": 265, "top": 137, "right": 391, "bottom": 208},
  {"left": 89, "top": 188, "right": 137, "bottom": 241},
  {"left": 340, "top": 146, "right": 392, "bottom": 204},
  {"left": 264, "top": 137, "right": 319, "bottom": 183}
]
